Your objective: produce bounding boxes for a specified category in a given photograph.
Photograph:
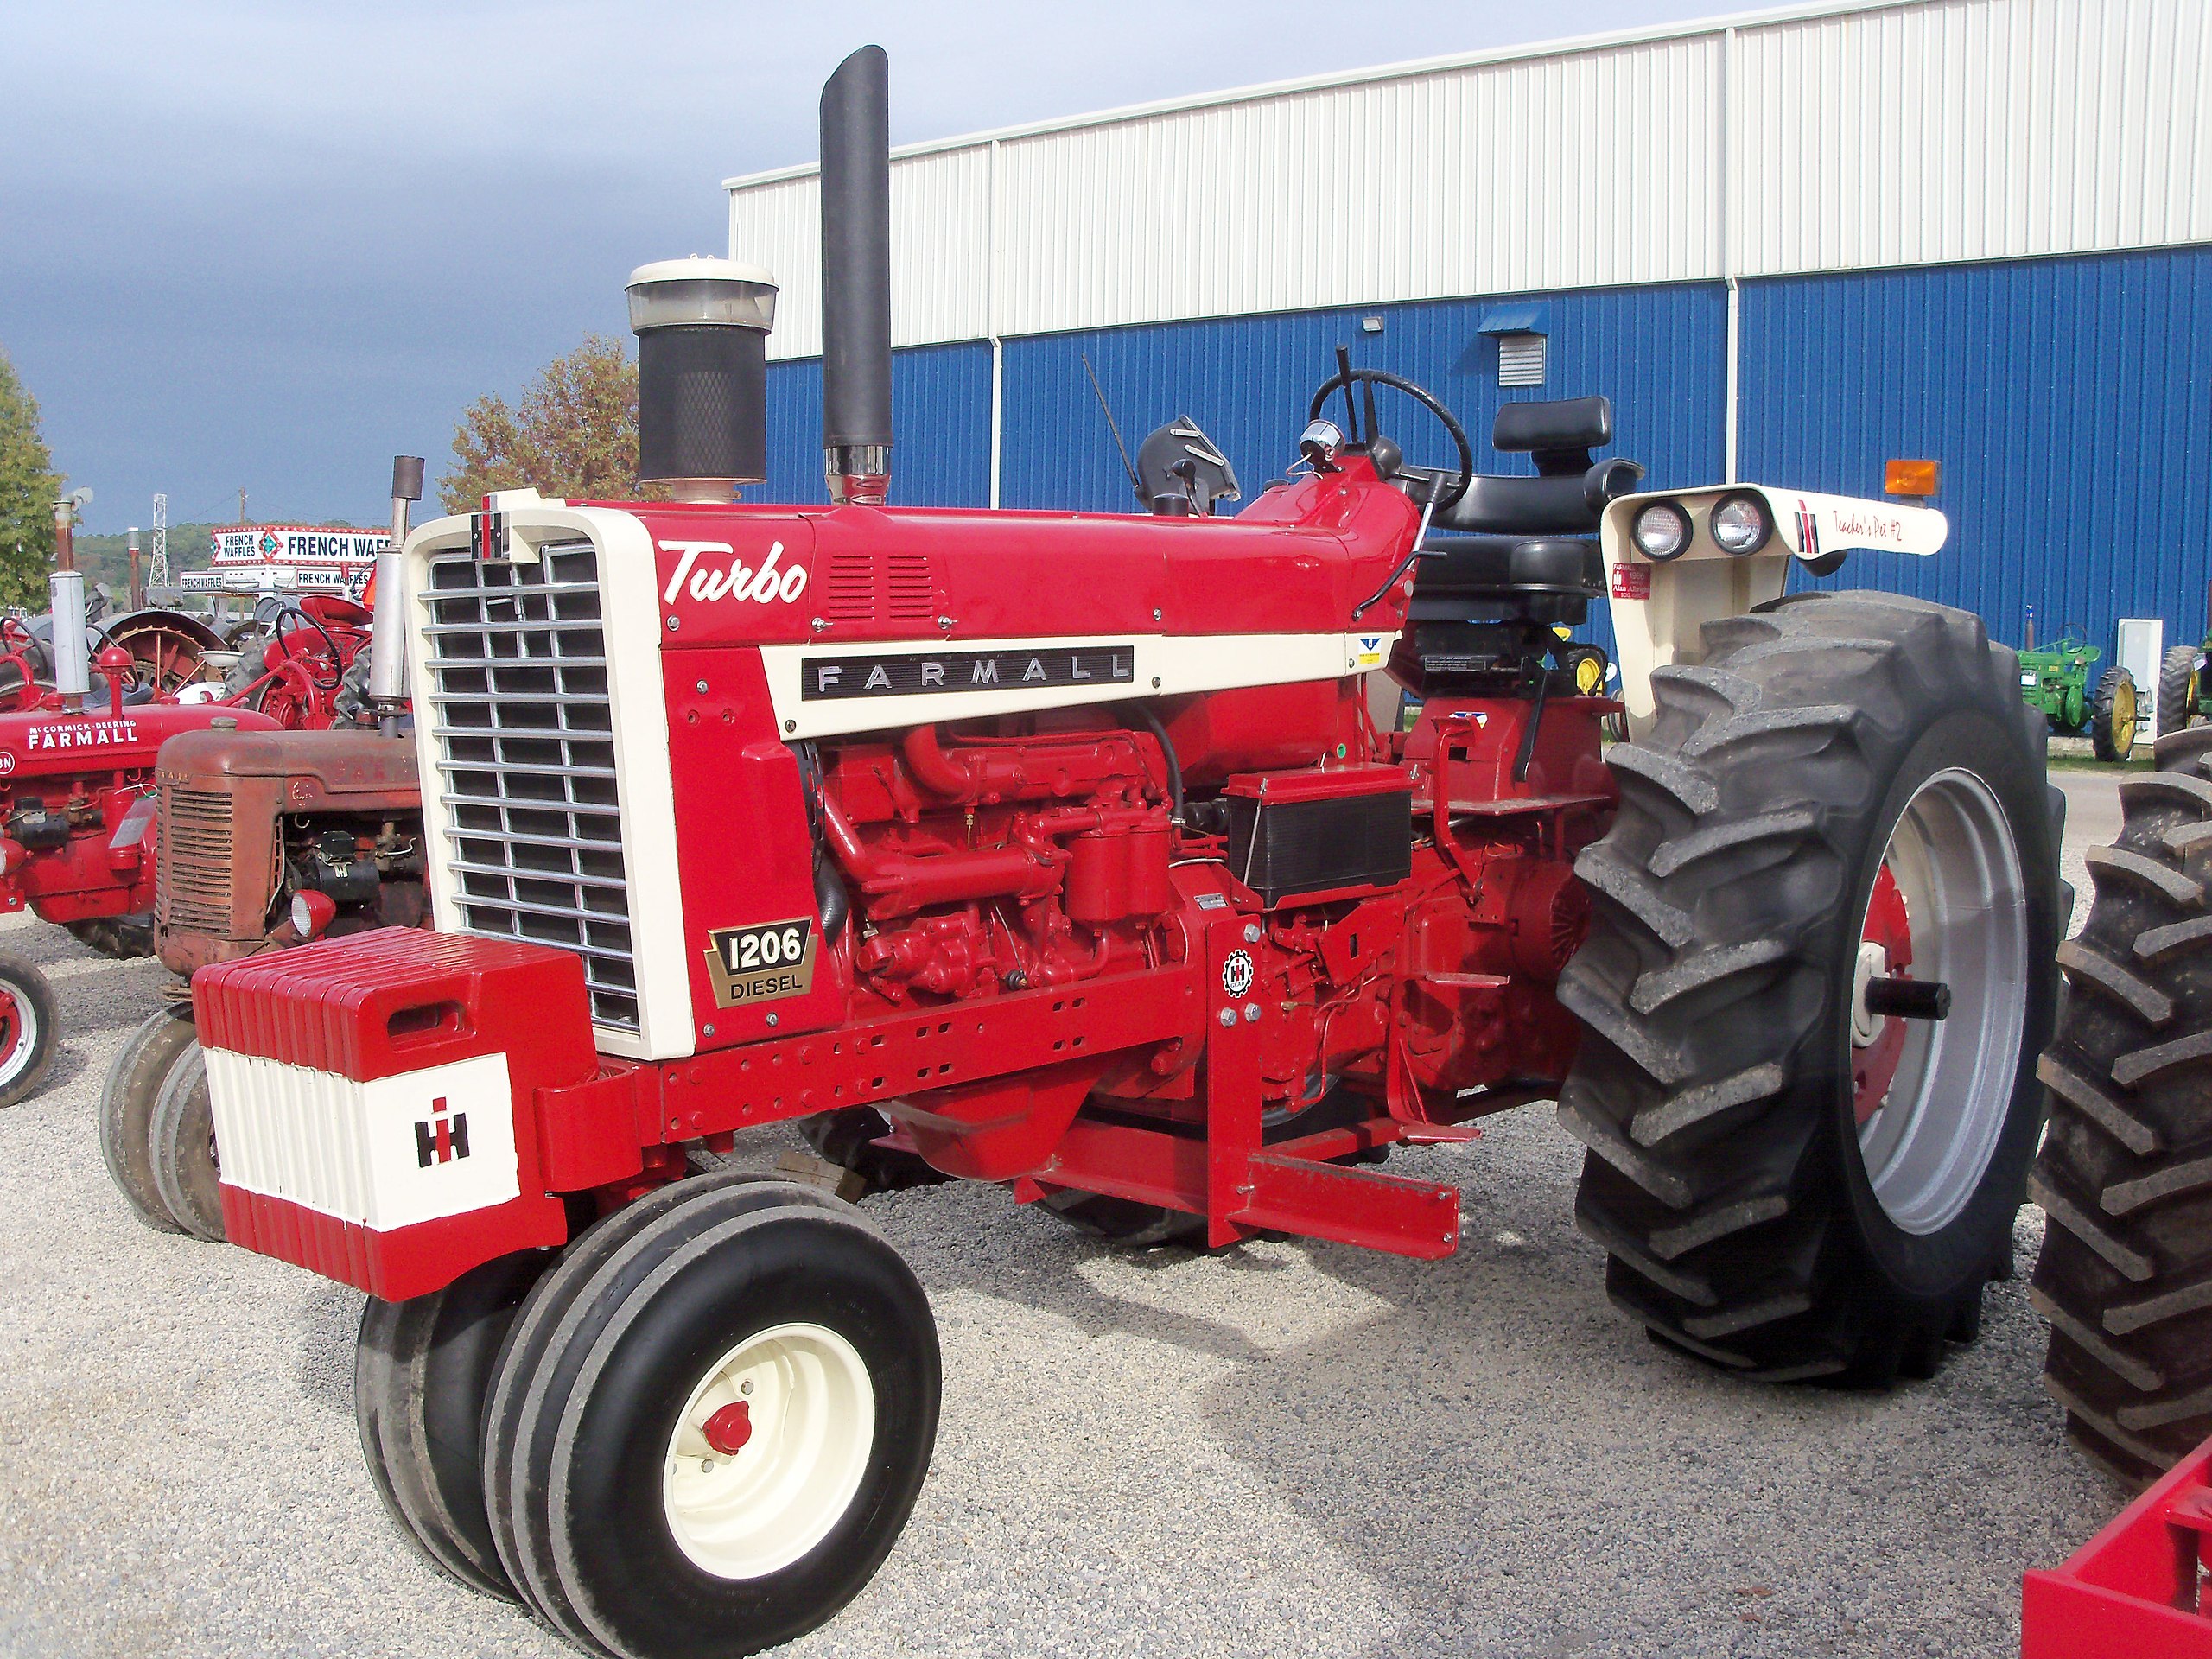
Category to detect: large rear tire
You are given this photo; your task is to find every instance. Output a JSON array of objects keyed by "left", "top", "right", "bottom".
[
  {"left": 1562, "top": 592, "right": 2060, "bottom": 1383},
  {"left": 63, "top": 913, "right": 155, "bottom": 960},
  {"left": 2031, "top": 725, "right": 2212, "bottom": 1481},
  {"left": 480, "top": 1175, "right": 937, "bottom": 1657},
  {"left": 100, "top": 1007, "right": 196, "bottom": 1233},
  {"left": 2158, "top": 645, "right": 2200, "bottom": 740},
  {"left": 2092, "top": 666, "right": 2139, "bottom": 763}
]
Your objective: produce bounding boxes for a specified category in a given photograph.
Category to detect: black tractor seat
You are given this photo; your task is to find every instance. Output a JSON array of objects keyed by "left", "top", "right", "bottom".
[
  {"left": 1389, "top": 396, "right": 1640, "bottom": 692},
  {"left": 1409, "top": 537, "right": 1603, "bottom": 620}
]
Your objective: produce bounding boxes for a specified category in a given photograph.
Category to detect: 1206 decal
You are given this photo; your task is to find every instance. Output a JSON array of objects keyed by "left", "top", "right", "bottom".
[{"left": 703, "top": 917, "right": 818, "bottom": 1008}]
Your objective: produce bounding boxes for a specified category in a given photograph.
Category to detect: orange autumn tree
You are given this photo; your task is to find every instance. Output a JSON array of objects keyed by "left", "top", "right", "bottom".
[{"left": 440, "top": 335, "right": 639, "bottom": 512}]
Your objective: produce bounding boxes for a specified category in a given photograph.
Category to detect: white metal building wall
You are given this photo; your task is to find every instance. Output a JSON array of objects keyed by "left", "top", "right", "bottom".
[{"left": 728, "top": 0, "right": 2212, "bottom": 361}]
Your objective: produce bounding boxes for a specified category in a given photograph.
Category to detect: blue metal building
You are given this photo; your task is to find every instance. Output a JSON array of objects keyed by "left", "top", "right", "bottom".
[{"left": 729, "top": 0, "right": 2212, "bottom": 667}]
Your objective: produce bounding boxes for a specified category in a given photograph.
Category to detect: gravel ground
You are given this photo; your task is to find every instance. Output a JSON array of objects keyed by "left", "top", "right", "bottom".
[{"left": 0, "top": 771, "right": 2133, "bottom": 1659}]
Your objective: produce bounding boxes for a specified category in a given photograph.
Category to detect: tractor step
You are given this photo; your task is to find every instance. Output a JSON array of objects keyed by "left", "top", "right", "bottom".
[{"left": 2024, "top": 1433, "right": 2212, "bottom": 1656}]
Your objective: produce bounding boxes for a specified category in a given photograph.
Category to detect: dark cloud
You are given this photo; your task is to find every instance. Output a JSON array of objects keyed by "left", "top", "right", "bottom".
[{"left": 2, "top": 0, "right": 1719, "bottom": 531}]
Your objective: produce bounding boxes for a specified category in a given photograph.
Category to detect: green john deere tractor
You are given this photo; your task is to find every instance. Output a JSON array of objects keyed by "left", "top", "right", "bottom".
[{"left": 2019, "top": 630, "right": 2138, "bottom": 760}]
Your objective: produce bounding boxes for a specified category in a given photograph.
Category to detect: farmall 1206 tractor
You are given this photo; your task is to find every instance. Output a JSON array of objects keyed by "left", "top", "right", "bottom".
[{"left": 188, "top": 49, "right": 2060, "bottom": 1658}]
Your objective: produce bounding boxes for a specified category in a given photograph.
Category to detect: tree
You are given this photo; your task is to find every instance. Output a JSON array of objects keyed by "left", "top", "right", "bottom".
[
  {"left": 439, "top": 335, "right": 639, "bottom": 513},
  {"left": 0, "top": 348, "right": 61, "bottom": 609}
]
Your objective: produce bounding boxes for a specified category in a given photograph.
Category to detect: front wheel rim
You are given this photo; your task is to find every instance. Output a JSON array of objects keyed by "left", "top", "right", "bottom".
[
  {"left": 1850, "top": 767, "right": 2029, "bottom": 1236},
  {"left": 0, "top": 982, "right": 37, "bottom": 1089},
  {"left": 661, "top": 1321, "right": 876, "bottom": 1580}
]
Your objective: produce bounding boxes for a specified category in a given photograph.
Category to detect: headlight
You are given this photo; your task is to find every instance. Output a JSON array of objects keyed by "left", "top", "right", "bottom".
[
  {"left": 290, "top": 889, "right": 337, "bottom": 940},
  {"left": 1709, "top": 492, "right": 1772, "bottom": 556},
  {"left": 1631, "top": 501, "right": 1693, "bottom": 562}
]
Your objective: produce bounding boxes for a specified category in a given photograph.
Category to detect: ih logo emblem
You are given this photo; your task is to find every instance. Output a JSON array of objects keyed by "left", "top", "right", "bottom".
[{"left": 415, "top": 1097, "right": 472, "bottom": 1168}]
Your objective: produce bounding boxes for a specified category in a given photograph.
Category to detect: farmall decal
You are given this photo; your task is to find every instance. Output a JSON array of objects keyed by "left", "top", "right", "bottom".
[
  {"left": 704, "top": 918, "right": 818, "bottom": 1008},
  {"left": 661, "top": 540, "right": 809, "bottom": 607},
  {"left": 803, "top": 647, "right": 1135, "bottom": 701},
  {"left": 24, "top": 718, "right": 138, "bottom": 751}
]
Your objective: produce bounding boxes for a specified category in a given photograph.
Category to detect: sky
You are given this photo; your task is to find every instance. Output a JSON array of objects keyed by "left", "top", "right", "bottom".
[{"left": 3, "top": 0, "right": 1731, "bottom": 533}]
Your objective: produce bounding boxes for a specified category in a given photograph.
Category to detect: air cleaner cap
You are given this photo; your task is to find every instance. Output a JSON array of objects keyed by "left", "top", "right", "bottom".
[
  {"left": 626, "top": 257, "right": 779, "bottom": 333},
  {"left": 629, "top": 257, "right": 779, "bottom": 495}
]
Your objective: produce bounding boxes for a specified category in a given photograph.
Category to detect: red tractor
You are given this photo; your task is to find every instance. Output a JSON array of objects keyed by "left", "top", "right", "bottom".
[
  {"left": 0, "top": 626, "right": 283, "bottom": 1105},
  {"left": 0, "top": 486, "right": 396, "bottom": 1111},
  {"left": 188, "top": 50, "right": 2060, "bottom": 1658},
  {"left": 219, "top": 591, "right": 378, "bottom": 729}
]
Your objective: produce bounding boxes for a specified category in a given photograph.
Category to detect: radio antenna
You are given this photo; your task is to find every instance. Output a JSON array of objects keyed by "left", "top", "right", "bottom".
[{"left": 1081, "top": 352, "right": 1143, "bottom": 502}]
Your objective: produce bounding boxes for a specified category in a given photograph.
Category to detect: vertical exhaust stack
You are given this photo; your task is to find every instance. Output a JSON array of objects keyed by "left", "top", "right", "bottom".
[
  {"left": 629, "top": 257, "right": 779, "bottom": 502},
  {"left": 819, "top": 45, "right": 893, "bottom": 506},
  {"left": 370, "top": 454, "right": 423, "bottom": 736}
]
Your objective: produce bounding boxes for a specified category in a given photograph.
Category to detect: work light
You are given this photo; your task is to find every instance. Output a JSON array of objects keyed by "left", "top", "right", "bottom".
[{"left": 1632, "top": 500, "right": 1693, "bottom": 561}]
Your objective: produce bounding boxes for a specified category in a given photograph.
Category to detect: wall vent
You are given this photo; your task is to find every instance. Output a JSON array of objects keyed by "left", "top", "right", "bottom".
[{"left": 1498, "top": 334, "right": 1547, "bottom": 387}]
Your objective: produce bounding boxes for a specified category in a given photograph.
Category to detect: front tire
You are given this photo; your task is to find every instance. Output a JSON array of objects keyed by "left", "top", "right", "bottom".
[
  {"left": 356, "top": 1252, "right": 553, "bottom": 1599},
  {"left": 2031, "top": 726, "right": 2212, "bottom": 1480},
  {"left": 149, "top": 1045, "right": 225, "bottom": 1240},
  {"left": 101, "top": 1008, "right": 195, "bottom": 1232},
  {"left": 0, "top": 955, "right": 55, "bottom": 1109},
  {"left": 1562, "top": 592, "right": 2060, "bottom": 1382},
  {"left": 482, "top": 1175, "right": 938, "bottom": 1657},
  {"left": 2158, "top": 645, "right": 2200, "bottom": 740}
]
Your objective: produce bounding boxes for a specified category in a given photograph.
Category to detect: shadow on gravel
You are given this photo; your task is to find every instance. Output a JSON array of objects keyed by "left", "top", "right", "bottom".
[
  {"left": 297, "top": 1277, "right": 366, "bottom": 1420},
  {"left": 889, "top": 1115, "right": 2119, "bottom": 1659}
]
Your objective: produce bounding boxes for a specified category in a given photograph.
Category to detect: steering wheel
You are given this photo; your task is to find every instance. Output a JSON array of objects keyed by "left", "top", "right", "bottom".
[
  {"left": 1306, "top": 366, "right": 1475, "bottom": 512},
  {"left": 272, "top": 606, "right": 345, "bottom": 690},
  {"left": 0, "top": 617, "right": 35, "bottom": 655}
]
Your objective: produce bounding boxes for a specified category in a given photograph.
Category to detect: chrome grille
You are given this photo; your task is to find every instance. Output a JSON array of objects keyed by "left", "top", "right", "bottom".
[
  {"left": 160, "top": 785, "right": 235, "bottom": 934},
  {"left": 421, "top": 537, "right": 637, "bottom": 1030}
]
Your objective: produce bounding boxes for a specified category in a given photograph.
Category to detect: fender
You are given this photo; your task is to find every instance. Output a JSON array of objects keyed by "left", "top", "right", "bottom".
[{"left": 1600, "top": 485, "right": 1948, "bottom": 729}]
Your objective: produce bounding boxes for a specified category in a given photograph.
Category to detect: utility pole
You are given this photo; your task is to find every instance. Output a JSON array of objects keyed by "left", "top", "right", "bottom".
[
  {"left": 237, "top": 487, "right": 247, "bottom": 526},
  {"left": 150, "top": 493, "right": 169, "bottom": 588}
]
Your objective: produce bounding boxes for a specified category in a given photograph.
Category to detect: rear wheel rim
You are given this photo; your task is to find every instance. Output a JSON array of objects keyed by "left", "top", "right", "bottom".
[
  {"left": 1851, "top": 768, "right": 2028, "bottom": 1235},
  {"left": 2114, "top": 680, "right": 2139, "bottom": 752},
  {"left": 0, "top": 983, "right": 37, "bottom": 1089},
  {"left": 661, "top": 1321, "right": 876, "bottom": 1580}
]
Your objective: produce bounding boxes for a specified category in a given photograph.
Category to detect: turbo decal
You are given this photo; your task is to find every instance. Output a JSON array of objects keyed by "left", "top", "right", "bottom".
[
  {"left": 704, "top": 917, "right": 818, "bottom": 1008},
  {"left": 803, "top": 647, "right": 1135, "bottom": 701},
  {"left": 661, "top": 539, "right": 809, "bottom": 607},
  {"left": 24, "top": 719, "right": 138, "bottom": 751}
]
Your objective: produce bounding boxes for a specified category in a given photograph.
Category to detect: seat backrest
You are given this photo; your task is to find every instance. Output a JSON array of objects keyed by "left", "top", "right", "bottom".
[
  {"left": 1414, "top": 391, "right": 1642, "bottom": 536},
  {"left": 1493, "top": 396, "right": 1611, "bottom": 461}
]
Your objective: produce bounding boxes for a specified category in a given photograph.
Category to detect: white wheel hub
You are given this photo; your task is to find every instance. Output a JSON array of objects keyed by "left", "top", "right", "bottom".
[
  {"left": 1849, "top": 942, "right": 1888, "bottom": 1048},
  {"left": 662, "top": 1321, "right": 875, "bottom": 1580}
]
